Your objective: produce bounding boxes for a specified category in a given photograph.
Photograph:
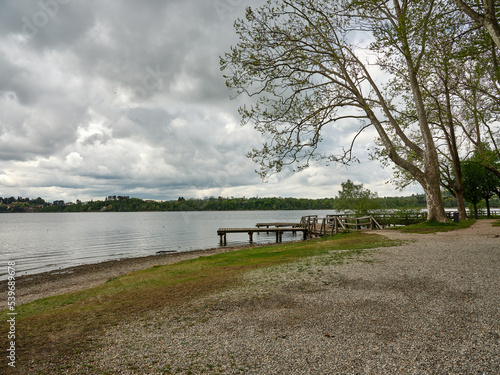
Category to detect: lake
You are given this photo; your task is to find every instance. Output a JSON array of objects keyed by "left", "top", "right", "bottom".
[{"left": 0, "top": 210, "right": 336, "bottom": 280}]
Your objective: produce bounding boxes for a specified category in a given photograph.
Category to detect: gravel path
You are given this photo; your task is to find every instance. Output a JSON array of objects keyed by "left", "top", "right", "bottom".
[{"left": 36, "top": 221, "right": 500, "bottom": 373}]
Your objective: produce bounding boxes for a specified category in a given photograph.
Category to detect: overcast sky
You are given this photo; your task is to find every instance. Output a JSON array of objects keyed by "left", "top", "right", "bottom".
[{"left": 0, "top": 0, "right": 423, "bottom": 202}]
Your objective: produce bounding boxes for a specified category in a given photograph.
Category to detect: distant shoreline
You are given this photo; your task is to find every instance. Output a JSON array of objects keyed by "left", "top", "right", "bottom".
[{"left": 0, "top": 194, "right": 440, "bottom": 213}]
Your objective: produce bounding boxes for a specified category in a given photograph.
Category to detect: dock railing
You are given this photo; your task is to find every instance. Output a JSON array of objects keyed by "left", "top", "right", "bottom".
[{"left": 300, "top": 214, "right": 383, "bottom": 237}]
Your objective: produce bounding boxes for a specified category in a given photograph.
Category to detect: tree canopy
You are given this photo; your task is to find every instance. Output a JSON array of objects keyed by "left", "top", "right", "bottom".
[
  {"left": 462, "top": 159, "right": 500, "bottom": 217},
  {"left": 334, "top": 180, "right": 380, "bottom": 215},
  {"left": 221, "top": 0, "right": 499, "bottom": 222}
]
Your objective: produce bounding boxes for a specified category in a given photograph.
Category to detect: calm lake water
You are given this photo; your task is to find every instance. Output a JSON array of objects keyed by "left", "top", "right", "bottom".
[{"left": 0, "top": 210, "right": 335, "bottom": 280}]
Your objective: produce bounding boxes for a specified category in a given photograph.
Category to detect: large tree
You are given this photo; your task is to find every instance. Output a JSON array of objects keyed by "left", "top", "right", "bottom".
[
  {"left": 221, "top": 0, "right": 450, "bottom": 221},
  {"left": 371, "top": 0, "right": 499, "bottom": 218},
  {"left": 453, "top": 0, "right": 500, "bottom": 49},
  {"left": 399, "top": 6, "right": 470, "bottom": 220},
  {"left": 449, "top": 1, "right": 500, "bottom": 179}
]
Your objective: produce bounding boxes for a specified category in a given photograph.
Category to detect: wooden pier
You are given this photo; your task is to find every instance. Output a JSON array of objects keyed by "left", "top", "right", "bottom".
[
  {"left": 217, "top": 227, "right": 308, "bottom": 245},
  {"left": 217, "top": 211, "right": 457, "bottom": 246},
  {"left": 217, "top": 215, "right": 385, "bottom": 246}
]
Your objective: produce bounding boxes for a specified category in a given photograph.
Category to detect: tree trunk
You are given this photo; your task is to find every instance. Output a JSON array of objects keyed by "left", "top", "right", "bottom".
[
  {"left": 473, "top": 203, "right": 478, "bottom": 219},
  {"left": 393, "top": 5, "right": 448, "bottom": 222},
  {"left": 455, "top": 180, "right": 467, "bottom": 220},
  {"left": 423, "top": 174, "right": 448, "bottom": 222},
  {"left": 485, "top": 197, "right": 491, "bottom": 217},
  {"left": 444, "top": 77, "right": 468, "bottom": 220}
]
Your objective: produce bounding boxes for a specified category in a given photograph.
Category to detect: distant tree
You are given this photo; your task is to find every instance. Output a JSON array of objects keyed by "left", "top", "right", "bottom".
[
  {"left": 34, "top": 197, "right": 46, "bottom": 205},
  {"left": 334, "top": 180, "right": 380, "bottom": 216},
  {"left": 462, "top": 159, "right": 500, "bottom": 217}
]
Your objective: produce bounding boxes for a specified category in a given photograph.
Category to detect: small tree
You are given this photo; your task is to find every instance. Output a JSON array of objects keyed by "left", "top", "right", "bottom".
[
  {"left": 334, "top": 180, "right": 380, "bottom": 216},
  {"left": 462, "top": 159, "right": 500, "bottom": 217}
]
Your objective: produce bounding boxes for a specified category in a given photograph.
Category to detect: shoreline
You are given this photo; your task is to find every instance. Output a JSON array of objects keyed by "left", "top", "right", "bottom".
[
  {"left": 0, "top": 243, "right": 273, "bottom": 306},
  {"left": 21, "top": 219, "right": 500, "bottom": 373},
  {"left": 4, "top": 219, "right": 497, "bottom": 307}
]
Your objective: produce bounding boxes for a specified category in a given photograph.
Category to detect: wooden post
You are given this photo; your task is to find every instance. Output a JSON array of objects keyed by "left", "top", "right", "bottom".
[
  {"left": 248, "top": 231, "right": 253, "bottom": 242},
  {"left": 219, "top": 233, "right": 227, "bottom": 246}
]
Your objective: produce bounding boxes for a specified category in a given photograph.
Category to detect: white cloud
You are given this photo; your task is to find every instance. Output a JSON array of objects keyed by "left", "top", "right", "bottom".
[{"left": 65, "top": 152, "right": 84, "bottom": 168}]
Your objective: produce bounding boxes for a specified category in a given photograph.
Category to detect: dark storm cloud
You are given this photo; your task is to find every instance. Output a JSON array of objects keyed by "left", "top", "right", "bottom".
[{"left": 0, "top": 0, "right": 414, "bottom": 201}]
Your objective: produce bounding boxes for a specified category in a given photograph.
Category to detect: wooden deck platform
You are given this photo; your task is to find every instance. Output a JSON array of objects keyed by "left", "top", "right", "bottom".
[{"left": 217, "top": 227, "right": 307, "bottom": 245}]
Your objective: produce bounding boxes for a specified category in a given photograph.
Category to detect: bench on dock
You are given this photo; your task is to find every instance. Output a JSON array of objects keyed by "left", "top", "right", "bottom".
[
  {"left": 217, "top": 227, "right": 308, "bottom": 245},
  {"left": 255, "top": 222, "right": 302, "bottom": 228}
]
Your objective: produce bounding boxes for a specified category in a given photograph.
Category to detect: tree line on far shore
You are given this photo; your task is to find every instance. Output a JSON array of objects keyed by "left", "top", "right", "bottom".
[{"left": 1, "top": 185, "right": 498, "bottom": 214}]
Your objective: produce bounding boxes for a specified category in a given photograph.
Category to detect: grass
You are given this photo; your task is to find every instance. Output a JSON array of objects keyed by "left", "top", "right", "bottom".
[
  {"left": 1, "top": 231, "right": 400, "bottom": 372},
  {"left": 394, "top": 219, "right": 476, "bottom": 233},
  {"left": 492, "top": 219, "right": 500, "bottom": 227}
]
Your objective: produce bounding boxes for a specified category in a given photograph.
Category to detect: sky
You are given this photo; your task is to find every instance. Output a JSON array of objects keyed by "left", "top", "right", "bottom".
[{"left": 0, "top": 0, "right": 423, "bottom": 203}]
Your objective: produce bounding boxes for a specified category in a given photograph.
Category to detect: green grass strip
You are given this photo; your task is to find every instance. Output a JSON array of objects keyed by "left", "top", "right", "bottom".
[{"left": 394, "top": 219, "right": 476, "bottom": 233}]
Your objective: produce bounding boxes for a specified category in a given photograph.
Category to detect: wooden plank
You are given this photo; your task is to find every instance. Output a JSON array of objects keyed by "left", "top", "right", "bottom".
[{"left": 255, "top": 222, "right": 302, "bottom": 228}]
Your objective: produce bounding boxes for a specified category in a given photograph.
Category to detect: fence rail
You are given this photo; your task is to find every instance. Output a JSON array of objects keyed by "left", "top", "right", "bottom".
[{"left": 300, "top": 214, "right": 383, "bottom": 237}]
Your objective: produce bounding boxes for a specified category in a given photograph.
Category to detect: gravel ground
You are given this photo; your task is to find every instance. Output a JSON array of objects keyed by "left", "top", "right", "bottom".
[{"left": 31, "top": 221, "right": 500, "bottom": 373}]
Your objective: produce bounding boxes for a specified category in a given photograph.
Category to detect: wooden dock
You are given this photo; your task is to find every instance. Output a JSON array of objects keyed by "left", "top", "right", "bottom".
[
  {"left": 218, "top": 211, "right": 462, "bottom": 246},
  {"left": 217, "top": 215, "right": 384, "bottom": 246},
  {"left": 217, "top": 227, "right": 307, "bottom": 245}
]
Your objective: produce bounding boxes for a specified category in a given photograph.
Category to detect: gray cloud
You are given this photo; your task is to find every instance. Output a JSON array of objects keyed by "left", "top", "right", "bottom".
[{"left": 0, "top": 0, "right": 422, "bottom": 202}]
